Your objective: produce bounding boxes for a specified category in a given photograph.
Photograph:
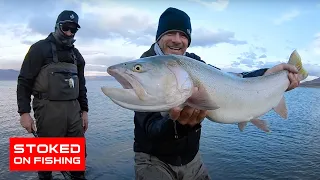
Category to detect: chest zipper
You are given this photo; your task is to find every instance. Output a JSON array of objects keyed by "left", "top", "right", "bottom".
[
  {"left": 173, "top": 120, "right": 178, "bottom": 139},
  {"left": 173, "top": 120, "right": 182, "bottom": 166}
]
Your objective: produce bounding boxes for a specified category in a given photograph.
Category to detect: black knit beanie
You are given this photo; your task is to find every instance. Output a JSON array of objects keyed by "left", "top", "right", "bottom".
[
  {"left": 156, "top": 7, "right": 192, "bottom": 46},
  {"left": 56, "top": 10, "right": 80, "bottom": 28}
]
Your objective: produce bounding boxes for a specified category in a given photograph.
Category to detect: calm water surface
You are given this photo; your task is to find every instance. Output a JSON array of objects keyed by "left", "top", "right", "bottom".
[{"left": 0, "top": 80, "right": 319, "bottom": 180}]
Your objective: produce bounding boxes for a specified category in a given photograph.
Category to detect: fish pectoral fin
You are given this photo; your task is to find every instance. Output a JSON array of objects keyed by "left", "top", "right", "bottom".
[
  {"left": 273, "top": 96, "right": 288, "bottom": 119},
  {"left": 238, "top": 122, "right": 248, "bottom": 132},
  {"left": 250, "top": 119, "right": 270, "bottom": 133},
  {"left": 186, "top": 85, "right": 220, "bottom": 110}
]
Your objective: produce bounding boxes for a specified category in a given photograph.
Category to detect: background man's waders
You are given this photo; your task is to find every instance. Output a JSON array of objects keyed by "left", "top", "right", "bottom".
[{"left": 32, "top": 42, "right": 86, "bottom": 179}]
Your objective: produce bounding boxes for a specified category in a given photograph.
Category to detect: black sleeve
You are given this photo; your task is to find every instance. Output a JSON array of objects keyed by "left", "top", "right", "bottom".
[
  {"left": 74, "top": 48, "right": 89, "bottom": 112},
  {"left": 186, "top": 52, "right": 221, "bottom": 70},
  {"left": 17, "top": 43, "right": 44, "bottom": 115},
  {"left": 240, "top": 68, "right": 269, "bottom": 78},
  {"left": 187, "top": 52, "right": 269, "bottom": 77},
  {"left": 134, "top": 112, "right": 174, "bottom": 140}
]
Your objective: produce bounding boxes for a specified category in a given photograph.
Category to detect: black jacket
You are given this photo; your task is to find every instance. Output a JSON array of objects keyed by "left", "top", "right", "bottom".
[
  {"left": 133, "top": 43, "right": 268, "bottom": 166},
  {"left": 16, "top": 33, "right": 88, "bottom": 114}
]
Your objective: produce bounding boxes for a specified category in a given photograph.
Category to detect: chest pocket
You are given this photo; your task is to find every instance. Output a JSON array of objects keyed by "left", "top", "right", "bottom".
[{"left": 46, "top": 42, "right": 79, "bottom": 101}]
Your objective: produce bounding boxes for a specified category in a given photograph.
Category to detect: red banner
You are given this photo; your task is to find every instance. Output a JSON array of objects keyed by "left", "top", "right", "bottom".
[{"left": 9, "top": 137, "right": 86, "bottom": 171}]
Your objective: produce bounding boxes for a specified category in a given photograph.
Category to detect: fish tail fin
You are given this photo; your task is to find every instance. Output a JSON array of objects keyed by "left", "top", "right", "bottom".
[{"left": 287, "top": 50, "right": 309, "bottom": 81}]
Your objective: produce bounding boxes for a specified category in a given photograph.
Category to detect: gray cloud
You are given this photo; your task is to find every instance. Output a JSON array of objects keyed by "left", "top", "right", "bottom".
[
  {"left": 191, "top": 29, "right": 247, "bottom": 47},
  {"left": 0, "top": 0, "right": 82, "bottom": 23},
  {"left": 234, "top": 52, "right": 284, "bottom": 69},
  {"left": 0, "top": 0, "right": 245, "bottom": 48},
  {"left": 256, "top": 61, "right": 283, "bottom": 69},
  {"left": 240, "top": 51, "right": 257, "bottom": 60},
  {"left": 231, "top": 51, "right": 320, "bottom": 77},
  {"left": 258, "top": 61, "right": 320, "bottom": 77},
  {"left": 233, "top": 51, "right": 267, "bottom": 68},
  {"left": 258, "top": 47, "right": 267, "bottom": 53},
  {"left": 220, "top": 67, "right": 250, "bottom": 74},
  {"left": 0, "top": 60, "right": 24, "bottom": 70},
  {"left": 0, "top": 0, "right": 259, "bottom": 73},
  {"left": 78, "top": 54, "right": 136, "bottom": 73},
  {"left": 25, "top": 10, "right": 158, "bottom": 45},
  {"left": 85, "top": 64, "right": 109, "bottom": 72},
  {"left": 86, "top": 55, "right": 136, "bottom": 67},
  {"left": 231, "top": 61, "right": 241, "bottom": 66},
  {"left": 302, "top": 64, "right": 320, "bottom": 77},
  {"left": 259, "top": 54, "right": 267, "bottom": 58},
  {"left": 224, "top": 59, "right": 320, "bottom": 77},
  {"left": 26, "top": 12, "right": 247, "bottom": 48},
  {"left": 20, "top": 40, "right": 35, "bottom": 46}
]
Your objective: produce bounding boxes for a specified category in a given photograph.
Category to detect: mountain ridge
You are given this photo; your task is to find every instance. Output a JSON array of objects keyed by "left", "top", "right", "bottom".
[{"left": 0, "top": 69, "right": 114, "bottom": 81}]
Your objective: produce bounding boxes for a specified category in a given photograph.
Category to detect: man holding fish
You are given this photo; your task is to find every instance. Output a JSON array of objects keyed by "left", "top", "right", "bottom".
[{"left": 102, "top": 7, "right": 303, "bottom": 180}]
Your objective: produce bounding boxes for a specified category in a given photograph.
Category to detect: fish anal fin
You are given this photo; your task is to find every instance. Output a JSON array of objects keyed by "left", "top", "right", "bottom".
[
  {"left": 273, "top": 96, "right": 288, "bottom": 119},
  {"left": 251, "top": 119, "right": 270, "bottom": 133},
  {"left": 186, "top": 85, "right": 220, "bottom": 110},
  {"left": 238, "top": 122, "right": 248, "bottom": 132}
]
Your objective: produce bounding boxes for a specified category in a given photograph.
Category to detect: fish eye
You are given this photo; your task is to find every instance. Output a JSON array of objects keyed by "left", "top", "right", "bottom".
[{"left": 133, "top": 64, "right": 143, "bottom": 72}]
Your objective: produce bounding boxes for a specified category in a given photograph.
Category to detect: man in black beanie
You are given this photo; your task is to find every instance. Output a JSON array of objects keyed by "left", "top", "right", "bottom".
[
  {"left": 133, "top": 7, "right": 212, "bottom": 180},
  {"left": 17, "top": 10, "right": 88, "bottom": 180},
  {"left": 133, "top": 7, "right": 301, "bottom": 180}
]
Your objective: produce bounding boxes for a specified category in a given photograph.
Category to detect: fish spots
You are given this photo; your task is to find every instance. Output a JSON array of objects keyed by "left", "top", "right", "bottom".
[{"left": 166, "top": 60, "right": 179, "bottom": 68}]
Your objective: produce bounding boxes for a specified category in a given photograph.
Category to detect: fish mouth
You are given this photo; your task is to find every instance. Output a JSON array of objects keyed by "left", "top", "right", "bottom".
[
  {"left": 107, "top": 67, "right": 134, "bottom": 89},
  {"left": 103, "top": 67, "right": 148, "bottom": 101}
]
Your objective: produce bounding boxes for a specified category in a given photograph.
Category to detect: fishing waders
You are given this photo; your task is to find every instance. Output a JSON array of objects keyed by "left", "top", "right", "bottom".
[{"left": 31, "top": 42, "right": 87, "bottom": 180}]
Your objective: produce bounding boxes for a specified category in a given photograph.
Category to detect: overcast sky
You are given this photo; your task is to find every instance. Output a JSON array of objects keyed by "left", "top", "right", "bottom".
[{"left": 0, "top": 0, "right": 319, "bottom": 80}]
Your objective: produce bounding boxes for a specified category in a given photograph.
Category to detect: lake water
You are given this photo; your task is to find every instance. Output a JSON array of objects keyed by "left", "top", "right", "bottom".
[{"left": 0, "top": 80, "right": 319, "bottom": 180}]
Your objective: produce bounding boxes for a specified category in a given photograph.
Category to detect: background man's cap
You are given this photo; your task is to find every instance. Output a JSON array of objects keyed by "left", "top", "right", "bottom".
[{"left": 56, "top": 10, "right": 80, "bottom": 28}]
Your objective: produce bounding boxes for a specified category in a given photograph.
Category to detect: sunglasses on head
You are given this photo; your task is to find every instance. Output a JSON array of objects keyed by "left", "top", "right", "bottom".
[{"left": 60, "top": 24, "right": 78, "bottom": 34}]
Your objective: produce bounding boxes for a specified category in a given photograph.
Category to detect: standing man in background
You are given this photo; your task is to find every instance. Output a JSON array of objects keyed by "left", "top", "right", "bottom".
[
  {"left": 133, "top": 7, "right": 300, "bottom": 180},
  {"left": 16, "top": 10, "right": 88, "bottom": 180}
]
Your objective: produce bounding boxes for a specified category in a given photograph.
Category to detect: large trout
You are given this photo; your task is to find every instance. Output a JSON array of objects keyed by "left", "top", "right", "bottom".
[{"left": 101, "top": 50, "right": 308, "bottom": 132}]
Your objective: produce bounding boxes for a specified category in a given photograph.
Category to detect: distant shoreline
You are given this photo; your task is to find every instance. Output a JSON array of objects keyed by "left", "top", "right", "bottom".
[
  {"left": 0, "top": 69, "right": 319, "bottom": 88},
  {"left": 299, "top": 85, "right": 320, "bottom": 88}
]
